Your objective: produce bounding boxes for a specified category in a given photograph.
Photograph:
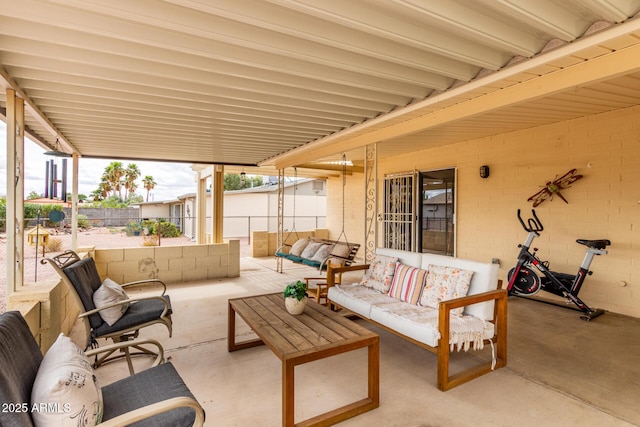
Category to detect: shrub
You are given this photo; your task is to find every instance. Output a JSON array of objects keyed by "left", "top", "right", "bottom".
[
  {"left": 44, "top": 238, "right": 63, "bottom": 253},
  {"left": 141, "top": 220, "right": 181, "bottom": 238},
  {"left": 77, "top": 214, "right": 90, "bottom": 229}
]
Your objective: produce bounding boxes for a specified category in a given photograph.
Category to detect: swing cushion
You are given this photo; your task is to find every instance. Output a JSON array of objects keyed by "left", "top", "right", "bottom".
[
  {"left": 289, "top": 238, "right": 310, "bottom": 257},
  {"left": 302, "top": 259, "right": 322, "bottom": 268},
  {"left": 311, "top": 244, "right": 334, "bottom": 262},
  {"left": 300, "top": 241, "right": 324, "bottom": 259},
  {"left": 327, "top": 243, "right": 352, "bottom": 266}
]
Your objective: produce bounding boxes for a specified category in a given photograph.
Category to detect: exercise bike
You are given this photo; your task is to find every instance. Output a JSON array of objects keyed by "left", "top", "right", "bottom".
[{"left": 506, "top": 209, "right": 610, "bottom": 320}]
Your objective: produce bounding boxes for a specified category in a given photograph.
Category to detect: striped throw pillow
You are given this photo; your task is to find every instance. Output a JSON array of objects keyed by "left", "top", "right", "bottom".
[{"left": 388, "top": 263, "right": 428, "bottom": 305}]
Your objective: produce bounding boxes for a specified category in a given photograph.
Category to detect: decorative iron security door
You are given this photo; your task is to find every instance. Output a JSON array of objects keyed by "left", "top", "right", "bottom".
[{"left": 382, "top": 174, "right": 415, "bottom": 251}]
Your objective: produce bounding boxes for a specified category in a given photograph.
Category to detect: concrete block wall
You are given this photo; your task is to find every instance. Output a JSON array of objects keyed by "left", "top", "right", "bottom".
[
  {"left": 94, "top": 240, "right": 240, "bottom": 284},
  {"left": 8, "top": 277, "right": 80, "bottom": 352}
]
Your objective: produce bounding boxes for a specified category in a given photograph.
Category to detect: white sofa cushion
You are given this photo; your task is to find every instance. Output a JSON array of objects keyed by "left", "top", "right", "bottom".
[
  {"left": 376, "top": 248, "right": 422, "bottom": 268},
  {"left": 370, "top": 301, "right": 495, "bottom": 350},
  {"left": 420, "top": 265, "right": 473, "bottom": 315},
  {"left": 327, "top": 284, "right": 392, "bottom": 318},
  {"left": 388, "top": 263, "right": 428, "bottom": 305},
  {"left": 360, "top": 254, "right": 398, "bottom": 293}
]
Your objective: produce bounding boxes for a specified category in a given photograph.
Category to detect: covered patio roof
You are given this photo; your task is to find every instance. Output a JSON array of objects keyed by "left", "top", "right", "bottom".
[{"left": 2, "top": 1, "right": 640, "bottom": 177}]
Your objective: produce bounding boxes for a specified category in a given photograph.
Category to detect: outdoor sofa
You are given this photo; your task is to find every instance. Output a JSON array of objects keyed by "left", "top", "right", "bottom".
[{"left": 327, "top": 247, "right": 507, "bottom": 391}]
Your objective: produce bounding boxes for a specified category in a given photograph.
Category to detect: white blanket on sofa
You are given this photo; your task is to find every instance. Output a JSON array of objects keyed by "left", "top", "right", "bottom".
[{"left": 332, "top": 284, "right": 491, "bottom": 351}]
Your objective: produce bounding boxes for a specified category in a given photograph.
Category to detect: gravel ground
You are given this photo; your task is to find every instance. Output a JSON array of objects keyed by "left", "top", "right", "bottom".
[{"left": 0, "top": 227, "right": 250, "bottom": 313}]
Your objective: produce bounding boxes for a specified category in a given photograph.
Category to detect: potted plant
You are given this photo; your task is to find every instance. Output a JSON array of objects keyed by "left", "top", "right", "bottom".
[{"left": 283, "top": 280, "right": 308, "bottom": 315}]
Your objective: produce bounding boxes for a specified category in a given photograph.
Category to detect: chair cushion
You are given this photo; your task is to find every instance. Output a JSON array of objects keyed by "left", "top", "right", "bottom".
[
  {"left": 93, "top": 278, "right": 130, "bottom": 326},
  {"left": 31, "top": 334, "right": 103, "bottom": 427},
  {"left": 63, "top": 257, "right": 104, "bottom": 329},
  {"left": 388, "top": 263, "right": 428, "bottom": 305},
  {"left": 289, "top": 238, "right": 310, "bottom": 257},
  {"left": 0, "top": 311, "right": 43, "bottom": 427},
  {"left": 420, "top": 265, "right": 474, "bottom": 315},
  {"left": 102, "top": 362, "right": 199, "bottom": 427},
  {"left": 94, "top": 295, "right": 172, "bottom": 338},
  {"left": 360, "top": 254, "right": 398, "bottom": 293}
]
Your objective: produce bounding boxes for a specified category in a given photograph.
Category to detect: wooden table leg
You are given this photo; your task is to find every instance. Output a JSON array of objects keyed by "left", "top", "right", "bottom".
[
  {"left": 283, "top": 359, "right": 295, "bottom": 427},
  {"left": 369, "top": 337, "right": 380, "bottom": 406},
  {"left": 228, "top": 300, "right": 264, "bottom": 352}
]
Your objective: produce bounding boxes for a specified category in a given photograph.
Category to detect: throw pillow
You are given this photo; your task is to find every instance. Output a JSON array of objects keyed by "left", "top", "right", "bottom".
[
  {"left": 419, "top": 265, "right": 474, "bottom": 315},
  {"left": 327, "top": 243, "right": 351, "bottom": 267},
  {"left": 360, "top": 254, "right": 398, "bottom": 293},
  {"left": 311, "top": 244, "right": 334, "bottom": 262},
  {"left": 289, "top": 238, "right": 310, "bottom": 257},
  {"left": 300, "top": 241, "right": 324, "bottom": 259},
  {"left": 92, "top": 278, "right": 130, "bottom": 326},
  {"left": 31, "top": 334, "right": 103, "bottom": 427},
  {"left": 388, "top": 263, "right": 428, "bottom": 305}
]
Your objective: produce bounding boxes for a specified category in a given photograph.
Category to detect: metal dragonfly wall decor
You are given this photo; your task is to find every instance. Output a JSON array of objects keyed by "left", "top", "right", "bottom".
[{"left": 527, "top": 169, "right": 584, "bottom": 207}]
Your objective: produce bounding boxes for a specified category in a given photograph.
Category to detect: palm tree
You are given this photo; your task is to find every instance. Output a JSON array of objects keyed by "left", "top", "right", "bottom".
[
  {"left": 142, "top": 175, "right": 157, "bottom": 202},
  {"left": 105, "top": 162, "right": 125, "bottom": 199},
  {"left": 123, "top": 163, "right": 141, "bottom": 200},
  {"left": 89, "top": 189, "right": 103, "bottom": 201}
]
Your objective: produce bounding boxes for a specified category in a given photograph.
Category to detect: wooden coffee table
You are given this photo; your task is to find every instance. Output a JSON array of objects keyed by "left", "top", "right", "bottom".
[{"left": 228, "top": 293, "right": 379, "bottom": 427}]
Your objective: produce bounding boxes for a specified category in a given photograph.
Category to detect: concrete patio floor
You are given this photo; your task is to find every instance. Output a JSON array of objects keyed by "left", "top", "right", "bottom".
[{"left": 89, "top": 256, "right": 640, "bottom": 427}]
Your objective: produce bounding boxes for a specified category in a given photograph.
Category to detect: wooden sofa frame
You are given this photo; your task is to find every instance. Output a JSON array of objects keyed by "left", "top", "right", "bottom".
[
  {"left": 275, "top": 237, "right": 360, "bottom": 270},
  {"left": 326, "top": 263, "right": 508, "bottom": 391}
]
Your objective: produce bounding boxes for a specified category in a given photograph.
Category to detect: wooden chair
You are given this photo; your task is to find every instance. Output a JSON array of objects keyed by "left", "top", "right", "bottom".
[{"left": 305, "top": 261, "right": 343, "bottom": 305}]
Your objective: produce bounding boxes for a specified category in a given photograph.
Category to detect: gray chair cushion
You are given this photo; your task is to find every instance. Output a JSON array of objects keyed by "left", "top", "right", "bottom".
[
  {"left": 94, "top": 295, "right": 172, "bottom": 337},
  {"left": 102, "top": 362, "right": 200, "bottom": 427},
  {"left": 63, "top": 257, "right": 104, "bottom": 329},
  {"left": 0, "top": 311, "right": 42, "bottom": 427}
]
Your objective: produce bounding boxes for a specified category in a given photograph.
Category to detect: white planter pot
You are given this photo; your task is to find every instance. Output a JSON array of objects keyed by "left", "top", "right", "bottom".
[{"left": 285, "top": 296, "right": 308, "bottom": 315}]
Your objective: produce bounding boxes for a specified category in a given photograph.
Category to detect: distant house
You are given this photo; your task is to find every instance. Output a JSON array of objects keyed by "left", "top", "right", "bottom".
[{"left": 135, "top": 178, "right": 327, "bottom": 240}]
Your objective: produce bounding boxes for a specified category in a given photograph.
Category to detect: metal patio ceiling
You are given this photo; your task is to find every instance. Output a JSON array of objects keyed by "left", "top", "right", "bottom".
[{"left": 2, "top": 0, "right": 640, "bottom": 175}]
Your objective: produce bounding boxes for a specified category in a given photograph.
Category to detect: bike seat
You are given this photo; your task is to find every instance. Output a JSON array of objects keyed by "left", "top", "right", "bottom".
[{"left": 576, "top": 239, "right": 611, "bottom": 249}]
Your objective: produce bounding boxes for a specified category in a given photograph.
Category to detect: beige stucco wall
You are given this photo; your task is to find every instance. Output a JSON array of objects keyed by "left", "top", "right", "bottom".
[
  {"left": 362, "top": 105, "right": 639, "bottom": 318},
  {"left": 325, "top": 174, "right": 366, "bottom": 264}
]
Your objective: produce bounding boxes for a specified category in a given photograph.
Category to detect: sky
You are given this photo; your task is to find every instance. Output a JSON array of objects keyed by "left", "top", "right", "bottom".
[{"left": 0, "top": 121, "right": 198, "bottom": 202}]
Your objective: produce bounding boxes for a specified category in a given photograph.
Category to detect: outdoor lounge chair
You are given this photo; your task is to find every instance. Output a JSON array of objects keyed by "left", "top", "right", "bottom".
[
  {"left": 43, "top": 250, "right": 173, "bottom": 373},
  {"left": 0, "top": 311, "right": 204, "bottom": 427}
]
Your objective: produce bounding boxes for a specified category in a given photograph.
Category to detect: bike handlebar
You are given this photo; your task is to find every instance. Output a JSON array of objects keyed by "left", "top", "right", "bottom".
[{"left": 517, "top": 209, "right": 544, "bottom": 233}]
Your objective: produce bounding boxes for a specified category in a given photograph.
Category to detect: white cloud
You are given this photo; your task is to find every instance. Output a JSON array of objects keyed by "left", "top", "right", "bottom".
[{"left": 1, "top": 121, "right": 197, "bottom": 201}]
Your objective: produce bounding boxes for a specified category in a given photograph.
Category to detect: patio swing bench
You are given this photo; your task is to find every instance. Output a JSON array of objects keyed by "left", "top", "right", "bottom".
[{"left": 275, "top": 237, "right": 360, "bottom": 271}]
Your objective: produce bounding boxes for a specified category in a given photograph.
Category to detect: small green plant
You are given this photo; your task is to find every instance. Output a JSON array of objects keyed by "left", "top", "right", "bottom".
[
  {"left": 283, "top": 280, "right": 307, "bottom": 301},
  {"left": 77, "top": 214, "right": 90, "bottom": 229}
]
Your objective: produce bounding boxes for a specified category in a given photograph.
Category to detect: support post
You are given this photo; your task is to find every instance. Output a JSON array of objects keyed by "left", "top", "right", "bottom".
[
  {"left": 6, "top": 89, "right": 25, "bottom": 293},
  {"left": 71, "top": 154, "right": 79, "bottom": 249},
  {"left": 212, "top": 165, "right": 224, "bottom": 243},
  {"left": 196, "top": 170, "right": 207, "bottom": 244},
  {"left": 276, "top": 169, "right": 284, "bottom": 273}
]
